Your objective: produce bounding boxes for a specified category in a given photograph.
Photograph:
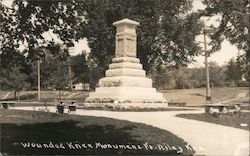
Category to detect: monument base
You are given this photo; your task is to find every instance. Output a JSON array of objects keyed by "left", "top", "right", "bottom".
[
  {"left": 82, "top": 102, "right": 168, "bottom": 110},
  {"left": 85, "top": 86, "right": 167, "bottom": 104}
]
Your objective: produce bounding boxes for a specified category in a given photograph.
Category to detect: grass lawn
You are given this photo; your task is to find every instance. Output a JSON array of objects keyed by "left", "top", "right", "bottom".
[
  {"left": 162, "top": 87, "right": 249, "bottom": 106},
  {"left": 1, "top": 87, "right": 248, "bottom": 107},
  {"left": 0, "top": 109, "right": 195, "bottom": 155},
  {"left": 176, "top": 112, "right": 250, "bottom": 130}
]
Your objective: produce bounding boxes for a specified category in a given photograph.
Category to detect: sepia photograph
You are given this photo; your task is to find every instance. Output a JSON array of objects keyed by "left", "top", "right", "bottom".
[{"left": 0, "top": 0, "right": 249, "bottom": 155}]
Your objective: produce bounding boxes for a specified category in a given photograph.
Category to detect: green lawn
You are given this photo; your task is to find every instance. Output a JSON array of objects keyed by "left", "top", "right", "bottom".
[
  {"left": 0, "top": 109, "right": 195, "bottom": 155},
  {"left": 1, "top": 87, "right": 248, "bottom": 106},
  {"left": 176, "top": 112, "right": 250, "bottom": 130},
  {"left": 162, "top": 87, "right": 249, "bottom": 106}
]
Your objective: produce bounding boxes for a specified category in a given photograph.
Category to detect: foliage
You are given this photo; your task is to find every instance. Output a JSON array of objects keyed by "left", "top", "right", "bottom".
[
  {"left": 23, "top": 44, "right": 70, "bottom": 92},
  {"left": 41, "top": 44, "right": 69, "bottom": 90},
  {"left": 11, "top": 0, "right": 79, "bottom": 48},
  {"left": 236, "top": 53, "right": 249, "bottom": 82},
  {"left": 0, "top": 49, "right": 31, "bottom": 99},
  {"left": 87, "top": 57, "right": 104, "bottom": 89},
  {"left": 76, "top": 0, "right": 202, "bottom": 73},
  {"left": 200, "top": 0, "right": 249, "bottom": 55},
  {"left": 225, "top": 58, "right": 242, "bottom": 86},
  {"left": 151, "top": 62, "right": 229, "bottom": 89},
  {"left": 70, "top": 52, "right": 90, "bottom": 84},
  {"left": 208, "top": 61, "right": 227, "bottom": 87},
  {"left": 4, "top": 0, "right": 202, "bottom": 75}
]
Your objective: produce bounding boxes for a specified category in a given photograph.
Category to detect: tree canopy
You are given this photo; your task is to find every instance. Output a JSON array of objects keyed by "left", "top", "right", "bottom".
[
  {"left": 2, "top": 0, "right": 202, "bottom": 74},
  {"left": 1, "top": 0, "right": 248, "bottom": 90},
  {"left": 75, "top": 0, "right": 202, "bottom": 72},
  {"left": 199, "top": 0, "right": 249, "bottom": 83},
  {"left": 200, "top": 0, "right": 249, "bottom": 54}
]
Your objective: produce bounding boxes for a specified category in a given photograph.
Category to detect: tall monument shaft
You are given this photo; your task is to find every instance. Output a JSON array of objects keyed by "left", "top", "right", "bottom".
[
  {"left": 84, "top": 18, "right": 167, "bottom": 109},
  {"left": 113, "top": 19, "right": 139, "bottom": 58}
]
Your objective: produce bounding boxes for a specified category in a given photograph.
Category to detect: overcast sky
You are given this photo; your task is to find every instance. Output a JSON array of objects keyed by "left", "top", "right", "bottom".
[{"left": 2, "top": 0, "right": 241, "bottom": 68}]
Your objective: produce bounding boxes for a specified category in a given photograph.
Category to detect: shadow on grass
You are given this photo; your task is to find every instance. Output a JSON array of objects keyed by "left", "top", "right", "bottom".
[
  {"left": 191, "top": 93, "right": 205, "bottom": 97},
  {"left": 1, "top": 120, "right": 180, "bottom": 155}
]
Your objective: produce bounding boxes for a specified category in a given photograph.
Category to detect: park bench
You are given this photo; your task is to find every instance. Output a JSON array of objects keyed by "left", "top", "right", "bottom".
[
  {"left": 56, "top": 101, "right": 78, "bottom": 114},
  {"left": 0, "top": 101, "right": 16, "bottom": 109},
  {"left": 205, "top": 103, "right": 242, "bottom": 113}
]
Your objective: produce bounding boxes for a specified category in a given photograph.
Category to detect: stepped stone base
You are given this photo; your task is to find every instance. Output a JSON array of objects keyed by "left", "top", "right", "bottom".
[
  {"left": 85, "top": 87, "right": 166, "bottom": 103},
  {"left": 81, "top": 102, "right": 168, "bottom": 109},
  {"left": 85, "top": 57, "right": 167, "bottom": 106}
]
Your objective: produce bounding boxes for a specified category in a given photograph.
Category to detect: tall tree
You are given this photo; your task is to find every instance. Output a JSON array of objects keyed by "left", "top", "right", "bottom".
[
  {"left": 76, "top": 0, "right": 202, "bottom": 73},
  {"left": 225, "top": 58, "right": 242, "bottom": 86},
  {"left": 11, "top": 0, "right": 80, "bottom": 49},
  {"left": 200, "top": 0, "right": 249, "bottom": 57},
  {"left": 8, "top": 0, "right": 202, "bottom": 74},
  {"left": 0, "top": 49, "right": 32, "bottom": 99},
  {"left": 71, "top": 53, "right": 90, "bottom": 85},
  {"left": 208, "top": 61, "right": 227, "bottom": 87}
]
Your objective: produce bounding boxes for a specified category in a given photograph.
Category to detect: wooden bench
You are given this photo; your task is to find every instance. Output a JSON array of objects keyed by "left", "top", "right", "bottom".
[
  {"left": 56, "top": 101, "right": 78, "bottom": 114},
  {"left": 0, "top": 101, "right": 16, "bottom": 109}
]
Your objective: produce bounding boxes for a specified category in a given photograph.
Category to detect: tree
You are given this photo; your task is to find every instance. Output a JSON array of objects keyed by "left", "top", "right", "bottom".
[
  {"left": 236, "top": 53, "right": 249, "bottom": 82},
  {"left": 7, "top": 0, "right": 202, "bottom": 75},
  {"left": 189, "top": 67, "right": 206, "bottom": 88},
  {"left": 0, "top": 49, "right": 32, "bottom": 99},
  {"left": 11, "top": 0, "right": 80, "bottom": 49},
  {"left": 225, "top": 58, "right": 242, "bottom": 86},
  {"left": 200, "top": 0, "right": 249, "bottom": 58},
  {"left": 208, "top": 61, "right": 227, "bottom": 87},
  {"left": 76, "top": 0, "right": 202, "bottom": 73},
  {"left": 70, "top": 53, "right": 90, "bottom": 85}
]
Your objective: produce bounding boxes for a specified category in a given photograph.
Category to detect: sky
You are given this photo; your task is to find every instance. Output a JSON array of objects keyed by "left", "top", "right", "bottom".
[
  {"left": 2, "top": 0, "right": 241, "bottom": 67},
  {"left": 189, "top": 0, "right": 242, "bottom": 67}
]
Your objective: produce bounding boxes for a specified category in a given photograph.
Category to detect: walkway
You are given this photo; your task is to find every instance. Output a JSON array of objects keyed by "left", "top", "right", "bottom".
[
  {"left": 75, "top": 109, "right": 249, "bottom": 156},
  {"left": 1, "top": 92, "right": 11, "bottom": 100},
  {"left": 13, "top": 107, "right": 249, "bottom": 156}
]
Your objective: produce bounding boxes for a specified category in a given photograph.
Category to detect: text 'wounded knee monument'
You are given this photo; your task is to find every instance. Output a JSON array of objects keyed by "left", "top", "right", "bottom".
[{"left": 85, "top": 18, "right": 168, "bottom": 108}]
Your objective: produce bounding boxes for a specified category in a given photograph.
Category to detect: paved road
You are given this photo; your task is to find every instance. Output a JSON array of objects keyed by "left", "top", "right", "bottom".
[{"left": 14, "top": 107, "right": 249, "bottom": 156}]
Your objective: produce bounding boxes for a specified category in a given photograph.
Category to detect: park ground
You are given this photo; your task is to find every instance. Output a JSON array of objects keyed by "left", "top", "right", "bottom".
[
  {"left": 0, "top": 87, "right": 249, "bottom": 106},
  {"left": 0, "top": 109, "right": 194, "bottom": 155},
  {"left": 0, "top": 87, "right": 249, "bottom": 155}
]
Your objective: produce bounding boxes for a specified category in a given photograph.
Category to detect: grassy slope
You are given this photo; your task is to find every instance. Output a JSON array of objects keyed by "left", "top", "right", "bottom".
[
  {"left": 1, "top": 87, "right": 248, "bottom": 106},
  {"left": 176, "top": 112, "right": 250, "bottom": 130},
  {"left": 0, "top": 109, "right": 194, "bottom": 155},
  {"left": 0, "top": 91, "right": 12, "bottom": 100},
  {"left": 162, "top": 87, "right": 249, "bottom": 106}
]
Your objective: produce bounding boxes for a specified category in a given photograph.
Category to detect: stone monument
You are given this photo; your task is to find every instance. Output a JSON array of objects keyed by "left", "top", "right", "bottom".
[{"left": 85, "top": 18, "right": 167, "bottom": 108}]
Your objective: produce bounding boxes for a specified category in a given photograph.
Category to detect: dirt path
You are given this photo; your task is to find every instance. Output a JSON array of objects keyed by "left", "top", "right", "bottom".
[
  {"left": 222, "top": 92, "right": 248, "bottom": 103},
  {"left": 1, "top": 92, "right": 11, "bottom": 100}
]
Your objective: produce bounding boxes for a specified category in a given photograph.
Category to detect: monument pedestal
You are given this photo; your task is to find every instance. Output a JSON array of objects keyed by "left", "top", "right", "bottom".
[{"left": 84, "top": 19, "right": 167, "bottom": 109}]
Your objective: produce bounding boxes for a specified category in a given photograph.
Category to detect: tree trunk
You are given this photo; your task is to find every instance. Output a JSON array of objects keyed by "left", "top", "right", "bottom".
[
  {"left": 14, "top": 90, "right": 17, "bottom": 100},
  {"left": 17, "top": 91, "right": 20, "bottom": 101},
  {"left": 58, "top": 90, "right": 61, "bottom": 100}
]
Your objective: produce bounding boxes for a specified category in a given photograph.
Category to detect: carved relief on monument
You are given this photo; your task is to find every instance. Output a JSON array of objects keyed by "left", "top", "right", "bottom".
[
  {"left": 115, "top": 33, "right": 136, "bottom": 57},
  {"left": 116, "top": 34, "right": 124, "bottom": 57},
  {"left": 125, "top": 33, "right": 136, "bottom": 57}
]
